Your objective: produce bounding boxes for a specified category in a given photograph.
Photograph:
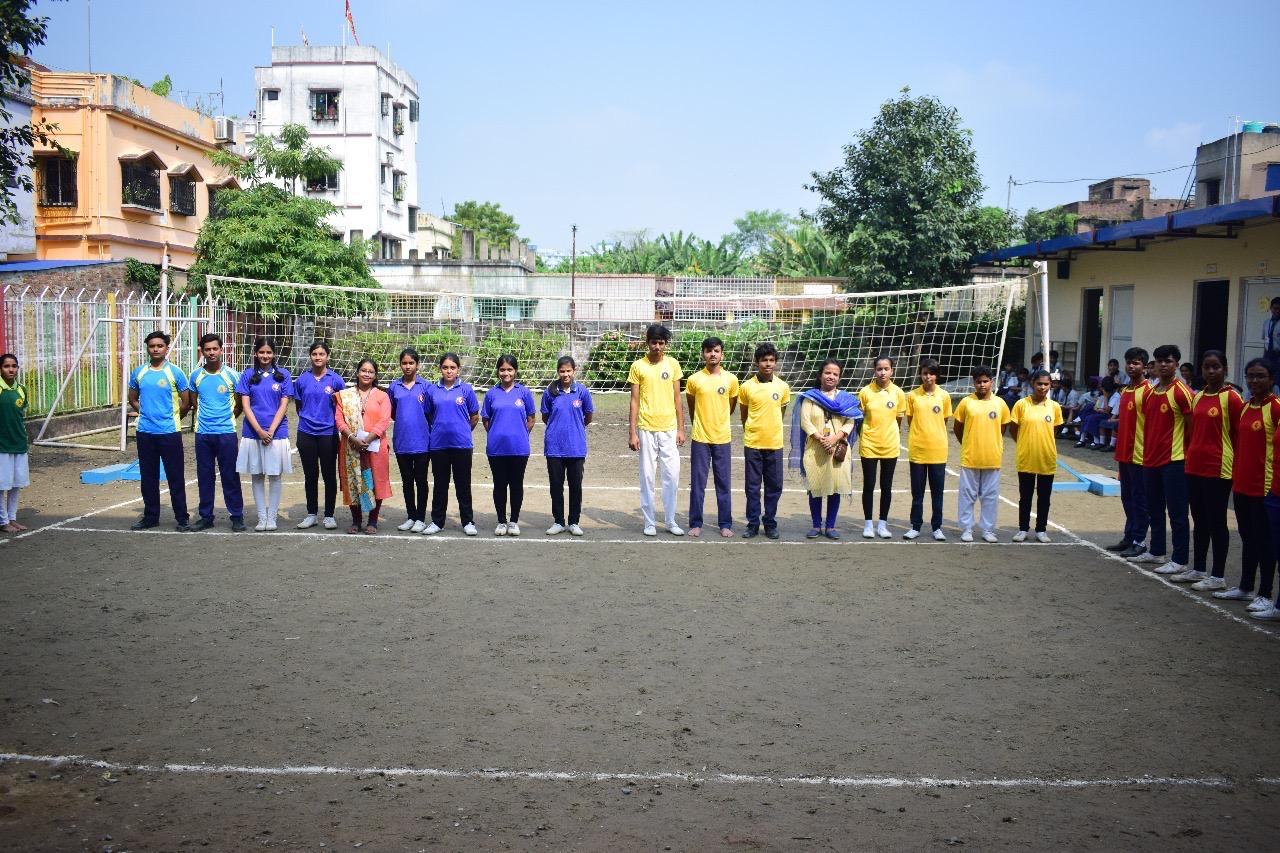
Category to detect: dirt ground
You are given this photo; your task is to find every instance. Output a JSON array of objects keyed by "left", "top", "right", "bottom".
[{"left": 3, "top": 394, "right": 1280, "bottom": 852}]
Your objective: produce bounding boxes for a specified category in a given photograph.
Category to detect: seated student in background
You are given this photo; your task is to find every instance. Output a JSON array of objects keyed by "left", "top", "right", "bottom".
[
  {"left": 1010, "top": 369, "right": 1063, "bottom": 542},
  {"left": 542, "top": 356, "right": 593, "bottom": 536},
  {"left": 1129, "top": 344, "right": 1194, "bottom": 576},
  {"left": 628, "top": 323, "right": 685, "bottom": 537},
  {"left": 903, "top": 359, "right": 951, "bottom": 541},
  {"left": 1107, "top": 348, "right": 1153, "bottom": 558},
  {"left": 128, "top": 331, "right": 192, "bottom": 531},
  {"left": 1213, "top": 358, "right": 1278, "bottom": 608},
  {"left": 189, "top": 333, "right": 243, "bottom": 532},
  {"left": 739, "top": 343, "right": 790, "bottom": 540},
  {"left": 1048, "top": 349, "right": 1063, "bottom": 376},
  {"left": 1075, "top": 377, "right": 1108, "bottom": 448},
  {"left": 1106, "top": 358, "right": 1124, "bottom": 388},
  {"left": 1057, "top": 374, "right": 1082, "bottom": 436},
  {"left": 1180, "top": 362, "right": 1201, "bottom": 391},
  {"left": 953, "top": 365, "right": 1010, "bottom": 543},
  {"left": 685, "top": 336, "right": 738, "bottom": 538}
]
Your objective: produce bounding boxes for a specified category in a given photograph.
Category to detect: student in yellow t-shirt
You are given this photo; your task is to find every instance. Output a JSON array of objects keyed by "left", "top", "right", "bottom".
[
  {"left": 1010, "top": 369, "right": 1064, "bottom": 543},
  {"left": 627, "top": 323, "right": 685, "bottom": 536},
  {"left": 685, "top": 336, "right": 739, "bottom": 538},
  {"left": 738, "top": 342, "right": 790, "bottom": 539},
  {"left": 903, "top": 358, "right": 952, "bottom": 541},
  {"left": 952, "top": 365, "right": 1010, "bottom": 543},
  {"left": 857, "top": 355, "right": 907, "bottom": 539}
]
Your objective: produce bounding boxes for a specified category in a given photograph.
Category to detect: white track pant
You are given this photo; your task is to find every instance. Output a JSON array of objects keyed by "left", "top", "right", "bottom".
[
  {"left": 638, "top": 429, "right": 681, "bottom": 529},
  {"left": 958, "top": 467, "right": 1000, "bottom": 533}
]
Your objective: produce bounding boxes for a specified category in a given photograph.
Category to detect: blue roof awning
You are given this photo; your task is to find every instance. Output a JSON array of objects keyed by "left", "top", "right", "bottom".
[
  {"left": 0, "top": 260, "right": 121, "bottom": 273},
  {"left": 970, "top": 195, "right": 1280, "bottom": 265}
]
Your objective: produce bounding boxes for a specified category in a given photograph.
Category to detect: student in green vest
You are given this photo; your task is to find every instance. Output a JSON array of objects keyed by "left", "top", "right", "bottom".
[{"left": 0, "top": 353, "right": 30, "bottom": 533}]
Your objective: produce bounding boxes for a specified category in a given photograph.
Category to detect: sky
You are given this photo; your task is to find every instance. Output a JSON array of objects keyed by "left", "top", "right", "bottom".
[{"left": 31, "top": 0, "right": 1280, "bottom": 255}]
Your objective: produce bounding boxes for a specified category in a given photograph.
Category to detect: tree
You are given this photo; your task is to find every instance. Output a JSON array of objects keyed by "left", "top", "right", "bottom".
[
  {"left": 807, "top": 88, "right": 987, "bottom": 290},
  {"left": 1021, "top": 206, "right": 1079, "bottom": 243},
  {"left": 752, "top": 223, "right": 854, "bottom": 278},
  {"left": 192, "top": 124, "right": 377, "bottom": 314},
  {"left": 971, "top": 206, "right": 1021, "bottom": 255},
  {"left": 728, "top": 209, "right": 796, "bottom": 255},
  {"left": 551, "top": 230, "right": 748, "bottom": 276},
  {"left": 448, "top": 200, "right": 519, "bottom": 256},
  {"left": 0, "top": 0, "right": 62, "bottom": 225}
]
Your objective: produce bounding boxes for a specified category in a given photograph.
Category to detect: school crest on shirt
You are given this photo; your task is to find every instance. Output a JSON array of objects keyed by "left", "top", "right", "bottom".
[
  {"left": 217, "top": 384, "right": 227, "bottom": 394},
  {"left": 417, "top": 393, "right": 425, "bottom": 403},
  {"left": 572, "top": 399, "right": 582, "bottom": 408},
  {"left": 717, "top": 386, "right": 726, "bottom": 395},
  {"left": 271, "top": 382, "right": 281, "bottom": 392},
  {"left": 932, "top": 405, "right": 941, "bottom": 414},
  {"left": 15, "top": 390, "right": 26, "bottom": 408},
  {"left": 455, "top": 396, "right": 465, "bottom": 405},
  {"left": 886, "top": 400, "right": 896, "bottom": 409},
  {"left": 1253, "top": 420, "right": 1264, "bottom": 431},
  {"left": 661, "top": 371, "right": 670, "bottom": 380},
  {"left": 1126, "top": 401, "right": 1135, "bottom": 411},
  {"left": 1208, "top": 406, "right": 1219, "bottom": 417},
  {"left": 156, "top": 377, "right": 169, "bottom": 388},
  {"left": 324, "top": 386, "right": 334, "bottom": 395},
  {"left": 515, "top": 399, "right": 525, "bottom": 408},
  {"left": 771, "top": 392, "right": 780, "bottom": 400},
  {"left": 987, "top": 410, "right": 998, "bottom": 419},
  {"left": 1043, "top": 414, "right": 1053, "bottom": 422},
  {"left": 1160, "top": 403, "right": 1169, "bottom": 413}
]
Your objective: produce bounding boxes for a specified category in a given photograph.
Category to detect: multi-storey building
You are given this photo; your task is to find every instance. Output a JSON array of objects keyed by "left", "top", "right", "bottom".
[{"left": 248, "top": 45, "right": 420, "bottom": 260}]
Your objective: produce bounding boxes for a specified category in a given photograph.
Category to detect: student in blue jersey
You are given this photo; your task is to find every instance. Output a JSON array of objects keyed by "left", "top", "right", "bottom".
[
  {"left": 423, "top": 352, "right": 480, "bottom": 535},
  {"left": 128, "top": 330, "right": 193, "bottom": 531},
  {"left": 188, "top": 334, "right": 244, "bottom": 532},
  {"left": 482, "top": 354, "right": 536, "bottom": 536},
  {"left": 389, "top": 348, "right": 433, "bottom": 533},
  {"left": 235, "top": 336, "right": 295, "bottom": 532},
  {"left": 293, "top": 341, "right": 345, "bottom": 530},
  {"left": 542, "top": 355, "right": 593, "bottom": 536}
]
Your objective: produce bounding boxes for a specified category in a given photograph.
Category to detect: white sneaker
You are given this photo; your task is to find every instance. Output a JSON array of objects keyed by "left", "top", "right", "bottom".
[
  {"left": 1250, "top": 606, "right": 1280, "bottom": 621},
  {"left": 1213, "top": 586, "right": 1252, "bottom": 600},
  {"left": 903, "top": 529, "right": 920, "bottom": 540},
  {"left": 876, "top": 521, "right": 891, "bottom": 539},
  {"left": 494, "top": 522, "right": 508, "bottom": 536},
  {"left": 463, "top": 522, "right": 478, "bottom": 536},
  {"left": 1248, "top": 595, "right": 1272, "bottom": 612},
  {"left": 862, "top": 521, "right": 875, "bottom": 539},
  {"left": 1035, "top": 531, "right": 1051, "bottom": 543},
  {"left": 1154, "top": 561, "right": 1186, "bottom": 575},
  {"left": 960, "top": 529, "right": 973, "bottom": 542},
  {"left": 643, "top": 525, "right": 658, "bottom": 536},
  {"left": 981, "top": 530, "right": 998, "bottom": 544},
  {"left": 1127, "top": 550, "right": 1162, "bottom": 563},
  {"left": 667, "top": 523, "right": 685, "bottom": 536},
  {"left": 546, "top": 523, "right": 566, "bottom": 535},
  {"left": 421, "top": 522, "right": 441, "bottom": 535},
  {"left": 322, "top": 517, "right": 338, "bottom": 530},
  {"left": 264, "top": 519, "right": 278, "bottom": 532},
  {"left": 932, "top": 528, "right": 946, "bottom": 541},
  {"left": 411, "top": 520, "right": 426, "bottom": 534},
  {"left": 254, "top": 518, "right": 268, "bottom": 532},
  {"left": 1169, "top": 569, "right": 1205, "bottom": 583},
  {"left": 1191, "top": 576, "right": 1226, "bottom": 592},
  {"left": 296, "top": 515, "right": 318, "bottom": 530},
  {"left": 568, "top": 524, "right": 584, "bottom": 536},
  {"left": 1011, "top": 531, "right": 1027, "bottom": 543},
  {"left": 397, "top": 519, "right": 415, "bottom": 532},
  {"left": 508, "top": 522, "right": 520, "bottom": 537}
]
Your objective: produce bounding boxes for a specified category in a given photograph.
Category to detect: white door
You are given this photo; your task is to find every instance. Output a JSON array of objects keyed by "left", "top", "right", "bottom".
[
  {"left": 1237, "top": 277, "right": 1280, "bottom": 376},
  {"left": 1108, "top": 285, "right": 1134, "bottom": 364}
]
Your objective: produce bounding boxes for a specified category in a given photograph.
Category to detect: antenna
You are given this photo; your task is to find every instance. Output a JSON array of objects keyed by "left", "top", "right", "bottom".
[{"left": 86, "top": 0, "right": 93, "bottom": 71}]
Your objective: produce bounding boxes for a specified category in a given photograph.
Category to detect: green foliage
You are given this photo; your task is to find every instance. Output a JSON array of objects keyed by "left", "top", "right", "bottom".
[
  {"left": 582, "top": 330, "right": 641, "bottom": 389},
  {"left": 807, "top": 88, "right": 987, "bottom": 290},
  {"left": 449, "top": 200, "right": 520, "bottom": 257},
  {"left": 473, "top": 327, "right": 568, "bottom": 385},
  {"left": 752, "top": 223, "right": 854, "bottom": 278},
  {"left": 552, "top": 231, "right": 749, "bottom": 276},
  {"left": 346, "top": 328, "right": 465, "bottom": 375},
  {"left": 0, "top": 0, "right": 61, "bottom": 226},
  {"left": 1021, "top": 206, "right": 1079, "bottom": 243},
  {"left": 149, "top": 74, "right": 173, "bottom": 97},
  {"left": 210, "top": 123, "right": 343, "bottom": 194},
  {"left": 729, "top": 209, "right": 797, "bottom": 256},
  {"left": 124, "top": 257, "right": 161, "bottom": 295},
  {"left": 971, "top": 206, "right": 1021, "bottom": 255}
]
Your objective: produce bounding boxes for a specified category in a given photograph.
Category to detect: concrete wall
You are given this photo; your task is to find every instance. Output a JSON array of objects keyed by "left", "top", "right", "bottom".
[
  {"left": 1028, "top": 219, "right": 1279, "bottom": 380},
  {"left": 0, "top": 93, "right": 35, "bottom": 259},
  {"left": 1195, "top": 132, "right": 1280, "bottom": 207},
  {"left": 0, "top": 260, "right": 129, "bottom": 292}
]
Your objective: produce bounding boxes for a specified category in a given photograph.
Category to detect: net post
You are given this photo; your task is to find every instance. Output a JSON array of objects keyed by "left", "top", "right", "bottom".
[
  {"left": 1036, "top": 261, "right": 1051, "bottom": 369},
  {"left": 119, "top": 316, "right": 130, "bottom": 452},
  {"left": 995, "top": 277, "right": 1017, "bottom": 369}
]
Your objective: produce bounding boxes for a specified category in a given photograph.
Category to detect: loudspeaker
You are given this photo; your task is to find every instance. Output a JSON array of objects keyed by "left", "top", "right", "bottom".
[{"left": 1057, "top": 260, "right": 1070, "bottom": 280}]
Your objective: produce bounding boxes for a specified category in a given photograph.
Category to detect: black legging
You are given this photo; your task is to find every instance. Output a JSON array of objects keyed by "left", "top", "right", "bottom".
[
  {"left": 1234, "top": 492, "right": 1275, "bottom": 596},
  {"left": 296, "top": 431, "right": 338, "bottom": 517},
  {"left": 430, "top": 447, "right": 474, "bottom": 526},
  {"left": 1188, "top": 474, "right": 1232, "bottom": 577},
  {"left": 489, "top": 455, "right": 529, "bottom": 524},
  {"left": 1018, "top": 472, "right": 1053, "bottom": 532},
  {"left": 395, "top": 452, "right": 430, "bottom": 522},
  {"left": 861, "top": 457, "right": 897, "bottom": 521},
  {"left": 547, "top": 456, "right": 585, "bottom": 526}
]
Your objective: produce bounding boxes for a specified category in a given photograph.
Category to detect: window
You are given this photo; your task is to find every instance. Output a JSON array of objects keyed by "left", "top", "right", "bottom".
[
  {"left": 380, "top": 164, "right": 388, "bottom": 185},
  {"left": 407, "top": 206, "right": 418, "bottom": 232},
  {"left": 208, "top": 186, "right": 227, "bottom": 219},
  {"left": 39, "top": 157, "right": 77, "bottom": 206},
  {"left": 310, "top": 90, "right": 340, "bottom": 121},
  {"left": 409, "top": 249, "right": 418, "bottom": 260},
  {"left": 409, "top": 99, "right": 419, "bottom": 122},
  {"left": 305, "top": 171, "right": 339, "bottom": 192},
  {"left": 393, "top": 107, "right": 405, "bottom": 136},
  {"left": 349, "top": 229, "right": 363, "bottom": 244},
  {"left": 263, "top": 89, "right": 279, "bottom": 102},
  {"left": 391, "top": 171, "right": 404, "bottom": 203},
  {"left": 169, "top": 176, "right": 196, "bottom": 216},
  {"left": 1202, "top": 178, "right": 1222, "bottom": 206},
  {"left": 380, "top": 93, "right": 391, "bottom": 116},
  {"left": 121, "top": 162, "right": 161, "bottom": 211},
  {"left": 476, "top": 297, "right": 536, "bottom": 322}
]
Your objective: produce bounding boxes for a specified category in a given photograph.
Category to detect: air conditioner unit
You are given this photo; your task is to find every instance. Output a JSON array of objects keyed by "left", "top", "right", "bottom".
[{"left": 213, "top": 116, "right": 234, "bottom": 142}]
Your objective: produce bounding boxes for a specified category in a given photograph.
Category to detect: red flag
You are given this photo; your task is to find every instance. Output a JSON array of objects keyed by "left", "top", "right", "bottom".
[{"left": 345, "top": 0, "right": 359, "bottom": 45}]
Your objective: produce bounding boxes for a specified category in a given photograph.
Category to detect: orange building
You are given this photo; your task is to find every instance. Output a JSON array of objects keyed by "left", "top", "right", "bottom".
[{"left": 26, "top": 69, "right": 241, "bottom": 268}]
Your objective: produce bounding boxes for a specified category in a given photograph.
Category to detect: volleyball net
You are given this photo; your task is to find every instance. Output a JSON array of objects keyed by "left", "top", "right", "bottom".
[{"left": 203, "top": 273, "right": 1028, "bottom": 393}]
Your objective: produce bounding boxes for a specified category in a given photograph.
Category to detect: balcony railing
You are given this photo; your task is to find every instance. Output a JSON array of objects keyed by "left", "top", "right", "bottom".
[{"left": 121, "top": 168, "right": 161, "bottom": 212}]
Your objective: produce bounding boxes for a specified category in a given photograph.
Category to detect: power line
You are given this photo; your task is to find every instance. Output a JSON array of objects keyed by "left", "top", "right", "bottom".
[{"left": 1011, "top": 139, "right": 1280, "bottom": 186}]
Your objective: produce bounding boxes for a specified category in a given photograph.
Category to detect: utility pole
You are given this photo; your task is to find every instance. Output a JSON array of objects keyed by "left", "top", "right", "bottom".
[
  {"left": 570, "top": 224, "right": 578, "bottom": 323},
  {"left": 1006, "top": 175, "right": 1014, "bottom": 213}
]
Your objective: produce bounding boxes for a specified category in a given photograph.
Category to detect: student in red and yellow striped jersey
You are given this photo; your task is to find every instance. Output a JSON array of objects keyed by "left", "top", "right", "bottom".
[
  {"left": 1214, "top": 358, "right": 1280, "bottom": 616},
  {"left": 1175, "top": 351, "right": 1245, "bottom": 585},
  {"left": 1107, "top": 348, "right": 1152, "bottom": 558},
  {"left": 1129, "top": 344, "right": 1195, "bottom": 575}
]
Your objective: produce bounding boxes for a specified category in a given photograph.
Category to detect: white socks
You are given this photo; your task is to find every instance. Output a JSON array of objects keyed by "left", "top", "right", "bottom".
[
  {"left": 268, "top": 475, "right": 282, "bottom": 523},
  {"left": 252, "top": 475, "right": 267, "bottom": 523}
]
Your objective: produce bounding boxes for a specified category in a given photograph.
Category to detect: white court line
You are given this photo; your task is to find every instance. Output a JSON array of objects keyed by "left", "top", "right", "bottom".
[
  {"left": 1, "top": 477, "right": 200, "bottom": 546},
  {"left": 278, "top": 479, "right": 957, "bottom": 496},
  {"left": 0, "top": 752, "right": 1251, "bottom": 791},
  {"left": 48, "top": 526, "right": 1080, "bottom": 547}
]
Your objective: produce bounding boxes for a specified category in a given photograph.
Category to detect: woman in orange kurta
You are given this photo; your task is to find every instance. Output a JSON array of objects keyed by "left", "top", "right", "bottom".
[{"left": 335, "top": 358, "right": 393, "bottom": 533}]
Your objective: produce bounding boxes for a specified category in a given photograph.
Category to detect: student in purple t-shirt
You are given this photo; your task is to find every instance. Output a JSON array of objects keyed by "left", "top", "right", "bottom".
[
  {"left": 481, "top": 354, "right": 536, "bottom": 536},
  {"left": 423, "top": 352, "right": 480, "bottom": 535},
  {"left": 541, "top": 355, "right": 593, "bottom": 536},
  {"left": 293, "top": 341, "right": 345, "bottom": 530},
  {"left": 389, "top": 348, "right": 434, "bottom": 533},
  {"left": 234, "top": 336, "right": 295, "bottom": 531}
]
